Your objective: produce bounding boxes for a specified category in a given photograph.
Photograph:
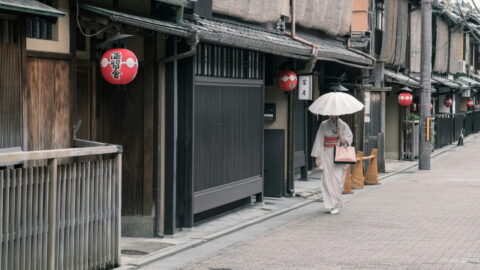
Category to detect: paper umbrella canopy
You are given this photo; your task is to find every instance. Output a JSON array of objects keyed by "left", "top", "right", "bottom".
[{"left": 308, "top": 92, "right": 365, "bottom": 116}]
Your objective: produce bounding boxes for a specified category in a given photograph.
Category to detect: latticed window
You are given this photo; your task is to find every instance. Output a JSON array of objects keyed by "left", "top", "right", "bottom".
[
  {"left": 0, "top": 19, "right": 18, "bottom": 44},
  {"left": 26, "top": 0, "right": 55, "bottom": 40},
  {"left": 195, "top": 43, "right": 263, "bottom": 80}
]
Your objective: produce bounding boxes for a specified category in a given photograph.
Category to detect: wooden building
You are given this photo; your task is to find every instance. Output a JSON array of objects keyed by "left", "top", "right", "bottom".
[
  {"left": 0, "top": 0, "right": 373, "bottom": 238},
  {"left": 76, "top": 0, "right": 373, "bottom": 235},
  {"left": 0, "top": 0, "right": 67, "bottom": 152}
]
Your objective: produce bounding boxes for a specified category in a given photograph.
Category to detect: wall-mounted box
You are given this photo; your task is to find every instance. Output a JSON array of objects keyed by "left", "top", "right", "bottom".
[{"left": 264, "top": 103, "right": 276, "bottom": 122}]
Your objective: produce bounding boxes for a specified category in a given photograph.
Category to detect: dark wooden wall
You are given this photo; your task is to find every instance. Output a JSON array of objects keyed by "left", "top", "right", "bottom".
[
  {"left": 27, "top": 57, "right": 71, "bottom": 151},
  {"left": 0, "top": 18, "right": 25, "bottom": 149},
  {"left": 193, "top": 82, "right": 264, "bottom": 192},
  {"left": 76, "top": 63, "right": 96, "bottom": 140},
  {"left": 75, "top": 35, "right": 156, "bottom": 217},
  {"left": 96, "top": 69, "right": 146, "bottom": 216}
]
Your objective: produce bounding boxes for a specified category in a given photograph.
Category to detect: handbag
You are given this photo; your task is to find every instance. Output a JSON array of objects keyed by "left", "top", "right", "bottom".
[{"left": 334, "top": 144, "right": 356, "bottom": 164}]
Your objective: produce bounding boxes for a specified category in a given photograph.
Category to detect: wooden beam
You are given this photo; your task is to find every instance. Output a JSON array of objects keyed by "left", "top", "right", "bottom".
[
  {"left": 363, "top": 86, "right": 392, "bottom": 92},
  {"left": 73, "top": 138, "right": 108, "bottom": 147},
  {"left": 0, "top": 145, "right": 121, "bottom": 163}
]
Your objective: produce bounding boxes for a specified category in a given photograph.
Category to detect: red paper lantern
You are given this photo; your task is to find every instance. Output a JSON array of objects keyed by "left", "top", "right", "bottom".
[
  {"left": 100, "top": 48, "right": 138, "bottom": 85},
  {"left": 279, "top": 70, "right": 297, "bottom": 92},
  {"left": 398, "top": 92, "right": 413, "bottom": 107},
  {"left": 467, "top": 99, "right": 475, "bottom": 108},
  {"left": 444, "top": 97, "right": 453, "bottom": 107}
]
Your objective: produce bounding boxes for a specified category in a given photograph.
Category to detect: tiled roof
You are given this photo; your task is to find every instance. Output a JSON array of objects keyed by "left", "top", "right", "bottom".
[
  {"left": 457, "top": 76, "right": 480, "bottom": 87},
  {"left": 0, "top": 0, "right": 65, "bottom": 17},
  {"left": 80, "top": 4, "right": 373, "bottom": 66},
  {"left": 384, "top": 70, "right": 421, "bottom": 88},
  {"left": 432, "top": 75, "right": 464, "bottom": 89},
  {"left": 186, "top": 17, "right": 373, "bottom": 65},
  {"left": 80, "top": 4, "right": 190, "bottom": 38}
]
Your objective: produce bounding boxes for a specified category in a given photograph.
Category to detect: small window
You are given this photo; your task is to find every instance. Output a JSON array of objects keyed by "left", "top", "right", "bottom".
[
  {"left": 0, "top": 19, "right": 18, "bottom": 44},
  {"left": 375, "top": 2, "right": 384, "bottom": 31},
  {"left": 26, "top": 0, "right": 56, "bottom": 40}
]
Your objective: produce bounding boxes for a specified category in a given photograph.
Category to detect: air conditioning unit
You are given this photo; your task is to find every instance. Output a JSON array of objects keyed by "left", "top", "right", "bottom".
[{"left": 458, "top": 60, "right": 467, "bottom": 74}]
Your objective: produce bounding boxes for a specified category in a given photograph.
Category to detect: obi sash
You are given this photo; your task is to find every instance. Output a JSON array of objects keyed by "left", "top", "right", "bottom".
[{"left": 324, "top": 136, "right": 339, "bottom": 148}]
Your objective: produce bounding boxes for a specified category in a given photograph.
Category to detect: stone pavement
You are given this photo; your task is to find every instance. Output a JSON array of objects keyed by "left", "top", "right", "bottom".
[
  {"left": 118, "top": 182, "right": 321, "bottom": 268},
  {"left": 168, "top": 138, "right": 480, "bottom": 269}
]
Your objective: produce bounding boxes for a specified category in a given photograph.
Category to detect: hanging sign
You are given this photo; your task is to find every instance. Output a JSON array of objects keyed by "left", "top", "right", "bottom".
[
  {"left": 298, "top": 75, "right": 313, "bottom": 100},
  {"left": 100, "top": 48, "right": 139, "bottom": 85}
]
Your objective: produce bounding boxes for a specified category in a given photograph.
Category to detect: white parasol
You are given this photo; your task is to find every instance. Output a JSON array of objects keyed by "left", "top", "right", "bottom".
[{"left": 308, "top": 85, "right": 364, "bottom": 116}]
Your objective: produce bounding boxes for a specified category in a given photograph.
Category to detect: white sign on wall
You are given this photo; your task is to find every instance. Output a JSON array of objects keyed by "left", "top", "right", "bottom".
[
  {"left": 364, "top": 91, "right": 371, "bottom": 115},
  {"left": 298, "top": 75, "right": 313, "bottom": 100}
]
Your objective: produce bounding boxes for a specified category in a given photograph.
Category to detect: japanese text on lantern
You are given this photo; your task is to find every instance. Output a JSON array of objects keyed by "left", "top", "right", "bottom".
[{"left": 111, "top": 52, "right": 122, "bottom": 79}]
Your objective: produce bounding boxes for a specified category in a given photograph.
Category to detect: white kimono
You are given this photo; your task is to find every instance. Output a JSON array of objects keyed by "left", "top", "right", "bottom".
[{"left": 311, "top": 118, "right": 353, "bottom": 209}]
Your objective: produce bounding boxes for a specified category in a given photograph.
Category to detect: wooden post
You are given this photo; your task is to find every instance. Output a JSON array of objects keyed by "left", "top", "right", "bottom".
[
  {"left": 365, "top": 149, "right": 380, "bottom": 185},
  {"left": 352, "top": 152, "right": 365, "bottom": 189},
  {"left": 377, "top": 133, "right": 385, "bottom": 173},
  {"left": 114, "top": 153, "right": 122, "bottom": 265},
  {"left": 47, "top": 158, "right": 58, "bottom": 270},
  {"left": 342, "top": 165, "right": 353, "bottom": 194}
]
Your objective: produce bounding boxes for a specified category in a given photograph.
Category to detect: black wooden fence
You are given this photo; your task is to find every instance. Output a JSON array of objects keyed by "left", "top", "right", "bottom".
[{"left": 434, "top": 111, "right": 480, "bottom": 149}]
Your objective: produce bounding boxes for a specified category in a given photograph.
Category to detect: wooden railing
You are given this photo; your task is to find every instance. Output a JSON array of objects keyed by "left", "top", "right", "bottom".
[{"left": 0, "top": 140, "right": 122, "bottom": 270}]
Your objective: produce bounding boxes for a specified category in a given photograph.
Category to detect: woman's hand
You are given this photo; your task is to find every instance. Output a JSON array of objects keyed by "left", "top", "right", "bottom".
[{"left": 316, "top": 158, "right": 321, "bottom": 168}]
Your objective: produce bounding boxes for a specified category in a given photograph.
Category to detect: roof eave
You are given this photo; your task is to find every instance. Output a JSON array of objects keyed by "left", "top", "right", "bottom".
[{"left": 0, "top": 3, "right": 65, "bottom": 18}]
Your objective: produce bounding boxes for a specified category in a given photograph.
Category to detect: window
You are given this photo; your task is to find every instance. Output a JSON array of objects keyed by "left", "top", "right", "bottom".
[
  {"left": 195, "top": 43, "right": 263, "bottom": 80},
  {"left": 375, "top": 2, "right": 384, "bottom": 31},
  {"left": 0, "top": 19, "right": 18, "bottom": 44},
  {"left": 26, "top": 0, "right": 56, "bottom": 40}
]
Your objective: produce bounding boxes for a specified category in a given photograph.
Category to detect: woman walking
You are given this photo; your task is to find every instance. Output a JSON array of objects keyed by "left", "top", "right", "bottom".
[{"left": 311, "top": 116, "right": 353, "bottom": 215}]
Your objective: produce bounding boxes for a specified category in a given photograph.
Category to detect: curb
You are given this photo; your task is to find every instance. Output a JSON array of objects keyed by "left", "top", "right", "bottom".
[{"left": 115, "top": 196, "right": 318, "bottom": 269}]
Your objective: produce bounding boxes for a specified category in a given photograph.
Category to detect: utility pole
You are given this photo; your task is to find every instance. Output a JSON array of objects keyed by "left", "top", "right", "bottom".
[{"left": 419, "top": 0, "right": 432, "bottom": 170}]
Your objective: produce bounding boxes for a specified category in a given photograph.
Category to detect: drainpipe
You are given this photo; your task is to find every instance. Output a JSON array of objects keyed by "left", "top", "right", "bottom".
[
  {"left": 286, "top": 0, "right": 374, "bottom": 71},
  {"left": 156, "top": 31, "right": 199, "bottom": 237},
  {"left": 346, "top": 38, "right": 377, "bottom": 64},
  {"left": 159, "top": 31, "right": 199, "bottom": 64},
  {"left": 287, "top": 0, "right": 318, "bottom": 74}
]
